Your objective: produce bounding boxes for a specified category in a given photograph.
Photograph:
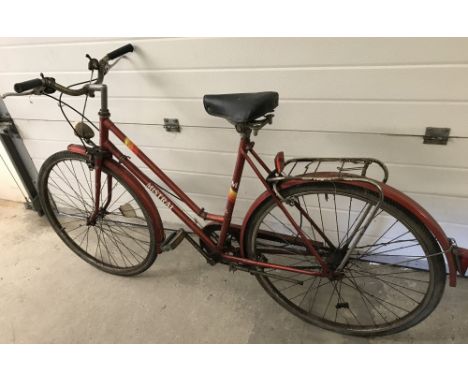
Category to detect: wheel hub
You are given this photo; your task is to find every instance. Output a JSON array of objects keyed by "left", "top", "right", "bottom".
[
  {"left": 86, "top": 208, "right": 108, "bottom": 226},
  {"left": 325, "top": 246, "right": 348, "bottom": 271}
]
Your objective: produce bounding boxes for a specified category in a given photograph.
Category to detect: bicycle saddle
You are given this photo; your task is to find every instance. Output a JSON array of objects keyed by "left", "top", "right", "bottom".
[{"left": 203, "top": 92, "right": 279, "bottom": 124}]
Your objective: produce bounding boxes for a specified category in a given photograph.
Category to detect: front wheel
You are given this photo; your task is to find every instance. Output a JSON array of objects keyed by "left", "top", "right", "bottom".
[
  {"left": 38, "top": 151, "right": 158, "bottom": 276},
  {"left": 243, "top": 182, "right": 446, "bottom": 336}
]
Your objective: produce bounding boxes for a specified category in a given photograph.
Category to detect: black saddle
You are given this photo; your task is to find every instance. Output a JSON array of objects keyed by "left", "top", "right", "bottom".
[{"left": 203, "top": 92, "right": 279, "bottom": 124}]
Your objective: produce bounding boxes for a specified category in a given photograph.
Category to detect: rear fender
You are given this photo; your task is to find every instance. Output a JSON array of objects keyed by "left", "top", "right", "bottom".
[
  {"left": 67, "top": 144, "right": 165, "bottom": 251},
  {"left": 239, "top": 174, "right": 457, "bottom": 286}
]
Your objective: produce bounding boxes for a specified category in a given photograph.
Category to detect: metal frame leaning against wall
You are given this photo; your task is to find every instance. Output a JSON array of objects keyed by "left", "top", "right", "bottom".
[{"left": 0, "top": 97, "right": 42, "bottom": 214}]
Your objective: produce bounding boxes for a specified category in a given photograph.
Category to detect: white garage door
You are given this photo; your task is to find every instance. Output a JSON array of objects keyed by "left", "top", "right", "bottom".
[
  {"left": 0, "top": 144, "right": 26, "bottom": 203},
  {"left": 1, "top": 37, "right": 467, "bottom": 245}
]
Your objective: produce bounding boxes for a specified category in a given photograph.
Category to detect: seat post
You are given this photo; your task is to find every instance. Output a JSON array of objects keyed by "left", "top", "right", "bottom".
[
  {"left": 234, "top": 113, "right": 274, "bottom": 137},
  {"left": 235, "top": 123, "right": 252, "bottom": 139}
]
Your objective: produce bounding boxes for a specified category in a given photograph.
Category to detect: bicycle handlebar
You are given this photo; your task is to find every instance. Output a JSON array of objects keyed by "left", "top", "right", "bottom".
[
  {"left": 12, "top": 43, "right": 135, "bottom": 95},
  {"left": 14, "top": 78, "right": 43, "bottom": 93},
  {"left": 13, "top": 77, "right": 91, "bottom": 96},
  {"left": 106, "top": 43, "right": 134, "bottom": 60}
]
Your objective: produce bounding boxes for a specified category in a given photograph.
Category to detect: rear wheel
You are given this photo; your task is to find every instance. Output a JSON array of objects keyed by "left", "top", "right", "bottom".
[
  {"left": 38, "top": 151, "right": 158, "bottom": 276},
  {"left": 244, "top": 182, "right": 446, "bottom": 336}
]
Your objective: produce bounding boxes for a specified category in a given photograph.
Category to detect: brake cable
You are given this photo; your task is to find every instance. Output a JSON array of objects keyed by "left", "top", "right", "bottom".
[{"left": 81, "top": 70, "right": 95, "bottom": 124}]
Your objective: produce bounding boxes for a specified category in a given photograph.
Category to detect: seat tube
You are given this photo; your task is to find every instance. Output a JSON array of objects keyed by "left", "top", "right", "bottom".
[{"left": 217, "top": 137, "right": 249, "bottom": 249}]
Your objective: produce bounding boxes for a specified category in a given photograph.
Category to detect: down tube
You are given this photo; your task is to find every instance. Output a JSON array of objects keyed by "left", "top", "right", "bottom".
[{"left": 102, "top": 141, "right": 219, "bottom": 254}]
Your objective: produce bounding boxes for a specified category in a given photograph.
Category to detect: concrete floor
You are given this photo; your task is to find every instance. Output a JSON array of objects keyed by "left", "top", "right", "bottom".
[{"left": 1, "top": 199, "right": 468, "bottom": 343}]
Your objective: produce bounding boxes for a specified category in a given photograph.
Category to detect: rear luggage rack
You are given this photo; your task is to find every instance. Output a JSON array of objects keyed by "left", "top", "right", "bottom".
[
  {"left": 269, "top": 156, "right": 389, "bottom": 184},
  {"left": 266, "top": 156, "right": 388, "bottom": 274}
]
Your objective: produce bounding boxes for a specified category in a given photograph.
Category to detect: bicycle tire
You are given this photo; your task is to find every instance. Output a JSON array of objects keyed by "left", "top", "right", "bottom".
[
  {"left": 243, "top": 182, "right": 446, "bottom": 336},
  {"left": 38, "top": 151, "right": 158, "bottom": 276}
]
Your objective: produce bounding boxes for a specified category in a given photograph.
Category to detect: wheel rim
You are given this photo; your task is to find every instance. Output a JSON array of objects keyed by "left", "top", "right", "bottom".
[
  {"left": 249, "top": 184, "right": 441, "bottom": 332},
  {"left": 44, "top": 157, "right": 153, "bottom": 270}
]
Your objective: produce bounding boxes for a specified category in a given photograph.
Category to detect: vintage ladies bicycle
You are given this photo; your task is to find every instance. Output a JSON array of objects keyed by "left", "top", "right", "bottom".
[{"left": 3, "top": 43, "right": 468, "bottom": 337}]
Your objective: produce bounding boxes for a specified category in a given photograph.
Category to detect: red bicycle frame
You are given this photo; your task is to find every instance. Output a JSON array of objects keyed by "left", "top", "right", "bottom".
[
  {"left": 65, "top": 88, "right": 468, "bottom": 286},
  {"left": 69, "top": 115, "right": 327, "bottom": 278}
]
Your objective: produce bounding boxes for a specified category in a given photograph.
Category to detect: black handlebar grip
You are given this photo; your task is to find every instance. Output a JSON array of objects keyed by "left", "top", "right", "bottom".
[
  {"left": 14, "top": 78, "right": 43, "bottom": 93},
  {"left": 106, "top": 43, "right": 134, "bottom": 60}
]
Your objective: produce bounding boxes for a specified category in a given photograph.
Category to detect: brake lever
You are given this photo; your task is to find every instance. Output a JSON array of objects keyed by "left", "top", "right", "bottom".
[{"left": 105, "top": 56, "right": 123, "bottom": 74}]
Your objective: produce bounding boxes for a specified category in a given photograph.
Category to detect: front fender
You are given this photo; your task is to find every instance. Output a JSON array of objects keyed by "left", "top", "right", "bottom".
[{"left": 240, "top": 174, "right": 457, "bottom": 287}]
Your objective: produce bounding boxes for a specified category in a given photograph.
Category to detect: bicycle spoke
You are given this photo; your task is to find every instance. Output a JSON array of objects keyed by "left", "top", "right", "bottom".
[
  {"left": 346, "top": 197, "right": 352, "bottom": 243},
  {"left": 48, "top": 180, "right": 91, "bottom": 207},
  {"left": 359, "top": 230, "right": 412, "bottom": 255},
  {"left": 349, "top": 269, "right": 421, "bottom": 305},
  {"left": 335, "top": 280, "right": 360, "bottom": 325},
  {"left": 293, "top": 200, "right": 336, "bottom": 249},
  {"left": 65, "top": 160, "right": 91, "bottom": 211},
  {"left": 322, "top": 281, "right": 337, "bottom": 319},
  {"left": 105, "top": 221, "right": 150, "bottom": 250},
  {"left": 338, "top": 200, "right": 368, "bottom": 246},
  {"left": 98, "top": 219, "right": 118, "bottom": 267},
  {"left": 258, "top": 221, "right": 306, "bottom": 257},
  {"left": 55, "top": 164, "right": 91, "bottom": 213},
  {"left": 301, "top": 195, "right": 316, "bottom": 240},
  {"left": 333, "top": 193, "right": 340, "bottom": 244},
  {"left": 85, "top": 225, "right": 91, "bottom": 253},
  {"left": 99, "top": 225, "right": 135, "bottom": 267},
  {"left": 106, "top": 187, "right": 130, "bottom": 213},
  {"left": 65, "top": 223, "right": 86, "bottom": 235},
  {"left": 361, "top": 218, "right": 399, "bottom": 255},
  {"left": 49, "top": 192, "right": 84, "bottom": 213},
  {"left": 101, "top": 222, "right": 145, "bottom": 262},
  {"left": 308, "top": 277, "right": 324, "bottom": 313},
  {"left": 358, "top": 243, "right": 420, "bottom": 259},
  {"left": 287, "top": 278, "right": 333, "bottom": 302},
  {"left": 316, "top": 194, "right": 325, "bottom": 234},
  {"left": 349, "top": 267, "right": 425, "bottom": 297},
  {"left": 341, "top": 279, "right": 410, "bottom": 315},
  {"left": 77, "top": 225, "right": 90, "bottom": 248},
  {"left": 348, "top": 260, "right": 430, "bottom": 281},
  {"left": 93, "top": 226, "right": 104, "bottom": 264},
  {"left": 78, "top": 161, "right": 95, "bottom": 205},
  {"left": 49, "top": 177, "right": 89, "bottom": 213},
  {"left": 346, "top": 270, "right": 387, "bottom": 325},
  {"left": 348, "top": 264, "right": 429, "bottom": 283}
]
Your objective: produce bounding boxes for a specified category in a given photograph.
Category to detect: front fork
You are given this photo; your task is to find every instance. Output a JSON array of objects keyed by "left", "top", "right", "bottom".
[{"left": 86, "top": 153, "right": 113, "bottom": 226}]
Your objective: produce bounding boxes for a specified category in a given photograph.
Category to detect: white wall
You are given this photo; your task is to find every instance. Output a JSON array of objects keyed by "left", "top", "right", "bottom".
[
  {"left": 1, "top": 38, "right": 468, "bottom": 244},
  {"left": 0, "top": 144, "right": 26, "bottom": 202}
]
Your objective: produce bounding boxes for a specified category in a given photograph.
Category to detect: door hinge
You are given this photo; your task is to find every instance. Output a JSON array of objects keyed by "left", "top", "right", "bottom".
[
  {"left": 423, "top": 127, "right": 450, "bottom": 145},
  {"left": 163, "top": 118, "right": 181, "bottom": 133}
]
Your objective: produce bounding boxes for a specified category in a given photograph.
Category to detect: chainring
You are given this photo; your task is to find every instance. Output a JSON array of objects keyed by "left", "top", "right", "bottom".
[{"left": 200, "top": 223, "right": 241, "bottom": 256}]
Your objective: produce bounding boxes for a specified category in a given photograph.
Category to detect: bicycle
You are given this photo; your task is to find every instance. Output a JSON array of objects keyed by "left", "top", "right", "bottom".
[{"left": 3, "top": 43, "right": 468, "bottom": 337}]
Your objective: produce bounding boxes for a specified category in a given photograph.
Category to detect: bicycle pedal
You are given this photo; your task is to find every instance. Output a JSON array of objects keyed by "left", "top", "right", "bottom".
[{"left": 161, "top": 229, "right": 186, "bottom": 252}]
